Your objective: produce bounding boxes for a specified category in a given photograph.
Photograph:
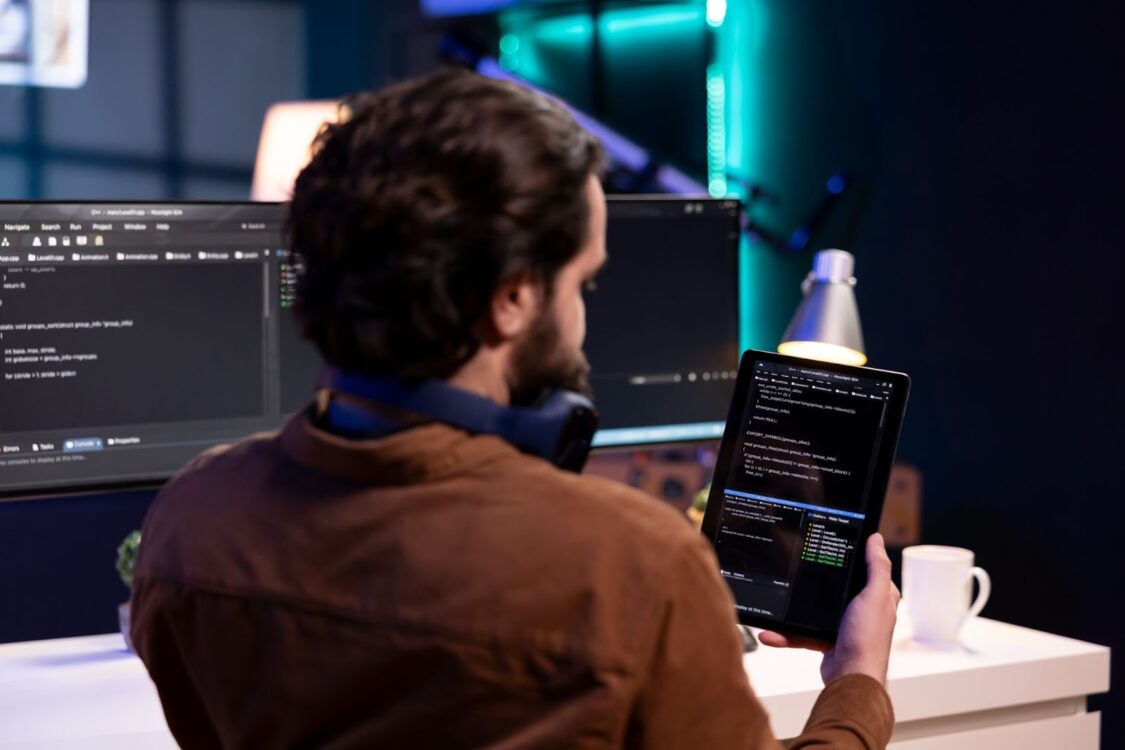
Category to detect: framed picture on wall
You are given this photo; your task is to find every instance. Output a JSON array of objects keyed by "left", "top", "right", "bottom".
[{"left": 0, "top": 0, "right": 87, "bottom": 88}]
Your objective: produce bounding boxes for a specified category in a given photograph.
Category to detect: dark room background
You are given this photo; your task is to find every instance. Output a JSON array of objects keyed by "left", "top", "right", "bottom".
[{"left": 1, "top": 0, "right": 1121, "bottom": 744}]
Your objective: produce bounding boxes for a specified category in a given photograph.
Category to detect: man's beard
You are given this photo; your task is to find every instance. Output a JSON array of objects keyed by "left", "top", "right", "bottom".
[{"left": 508, "top": 306, "right": 592, "bottom": 408}]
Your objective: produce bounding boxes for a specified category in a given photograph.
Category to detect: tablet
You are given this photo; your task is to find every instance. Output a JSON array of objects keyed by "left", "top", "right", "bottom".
[{"left": 700, "top": 349, "right": 910, "bottom": 644}]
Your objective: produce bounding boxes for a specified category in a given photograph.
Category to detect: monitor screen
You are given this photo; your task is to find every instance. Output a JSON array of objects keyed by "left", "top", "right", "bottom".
[
  {"left": 0, "top": 202, "right": 307, "bottom": 499},
  {"left": 0, "top": 198, "right": 739, "bottom": 499},
  {"left": 589, "top": 197, "right": 740, "bottom": 447}
]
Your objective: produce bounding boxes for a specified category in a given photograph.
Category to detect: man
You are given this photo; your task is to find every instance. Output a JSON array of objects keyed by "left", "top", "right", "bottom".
[{"left": 132, "top": 69, "right": 898, "bottom": 749}]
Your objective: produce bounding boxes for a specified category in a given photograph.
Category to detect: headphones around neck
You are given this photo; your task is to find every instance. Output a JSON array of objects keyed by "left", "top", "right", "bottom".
[{"left": 317, "top": 366, "right": 599, "bottom": 472}]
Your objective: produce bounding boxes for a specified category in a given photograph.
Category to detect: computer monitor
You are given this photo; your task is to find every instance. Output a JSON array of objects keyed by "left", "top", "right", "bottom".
[
  {"left": 589, "top": 197, "right": 740, "bottom": 447},
  {"left": 0, "top": 198, "right": 739, "bottom": 499}
]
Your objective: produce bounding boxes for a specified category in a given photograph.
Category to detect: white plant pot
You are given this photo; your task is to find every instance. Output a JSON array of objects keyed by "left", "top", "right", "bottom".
[{"left": 118, "top": 601, "right": 133, "bottom": 653}]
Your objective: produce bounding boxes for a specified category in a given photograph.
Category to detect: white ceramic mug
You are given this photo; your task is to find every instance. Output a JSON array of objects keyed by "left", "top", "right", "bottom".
[{"left": 902, "top": 545, "right": 991, "bottom": 646}]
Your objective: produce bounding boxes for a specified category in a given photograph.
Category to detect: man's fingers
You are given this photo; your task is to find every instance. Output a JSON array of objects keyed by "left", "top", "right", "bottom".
[
  {"left": 757, "top": 630, "right": 789, "bottom": 648},
  {"left": 758, "top": 630, "right": 831, "bottom": 653},
  {"left": 866, "top": 533, "right": 892, "bottom": 583}
]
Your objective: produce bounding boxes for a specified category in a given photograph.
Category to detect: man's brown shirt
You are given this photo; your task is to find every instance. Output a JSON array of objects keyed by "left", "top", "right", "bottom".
[{"left": 132, "top": 412, "right": 893, "bottom": 748}]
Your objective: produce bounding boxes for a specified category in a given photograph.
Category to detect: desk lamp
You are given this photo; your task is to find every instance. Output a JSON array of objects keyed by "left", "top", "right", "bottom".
[
  {"left": 251, "top": 100, "right": 341, "bottom": 201},
  {"left": 778, "top": 249, "right": 867, "bottom": 366}
]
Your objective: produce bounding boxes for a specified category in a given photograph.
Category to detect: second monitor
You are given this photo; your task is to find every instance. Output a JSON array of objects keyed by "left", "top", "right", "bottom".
[{"left": 584, "top": 196, "right": 740, "bottom": 446}]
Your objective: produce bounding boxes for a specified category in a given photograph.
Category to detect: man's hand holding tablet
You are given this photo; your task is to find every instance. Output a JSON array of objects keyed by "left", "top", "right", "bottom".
[{"left": 758, "top": 533, "right": 901, "bottom": 686}]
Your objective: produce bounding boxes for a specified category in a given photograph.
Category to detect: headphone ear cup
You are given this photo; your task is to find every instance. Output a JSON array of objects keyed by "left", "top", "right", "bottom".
[
  {"left": 508, "top": 392, "right": 598, "bottom": 472},
  {"left": 553, "top": 432, "right": 594, "bottom": 473}
]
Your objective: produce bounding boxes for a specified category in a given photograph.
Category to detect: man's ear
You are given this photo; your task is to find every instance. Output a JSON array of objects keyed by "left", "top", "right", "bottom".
[{"left": 486, "top": 271, "right": 540, "bottom": 343}]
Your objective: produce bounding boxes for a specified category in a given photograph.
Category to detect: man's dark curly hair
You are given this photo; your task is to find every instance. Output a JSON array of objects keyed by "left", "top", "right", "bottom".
[{"left": 288, "top": 68, "right": 604, "bottom": 379}]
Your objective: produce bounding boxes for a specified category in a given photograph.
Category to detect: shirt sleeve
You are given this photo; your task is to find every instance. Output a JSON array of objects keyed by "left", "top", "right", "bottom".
[
  {"left": 627, "top": 533, "right": 894, "bottom": 750},
  {"left": 790, "top": 673, "right": 895, "bottom": 749},
  {"left": 131, "top": 578, "right": 227, "bottom": 749}
]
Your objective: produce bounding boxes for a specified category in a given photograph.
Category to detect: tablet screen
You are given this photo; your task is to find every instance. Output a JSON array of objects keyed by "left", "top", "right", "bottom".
[{"left": 702, "top": 352, "right": 909, "bottom": 639}]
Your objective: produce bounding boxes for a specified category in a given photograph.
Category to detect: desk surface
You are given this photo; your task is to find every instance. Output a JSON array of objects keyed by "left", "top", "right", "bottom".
[
  {"left": 0, "top": 618, "right": 1110, "bottom": 749},
  {"left": 747, "top": 617, "right": 1110, "bottom": 741}
]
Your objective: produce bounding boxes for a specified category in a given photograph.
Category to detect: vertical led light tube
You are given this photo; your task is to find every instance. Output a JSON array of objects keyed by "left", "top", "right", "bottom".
[{"left": 706, "top": 63, "right": 727, "bottom": 197}]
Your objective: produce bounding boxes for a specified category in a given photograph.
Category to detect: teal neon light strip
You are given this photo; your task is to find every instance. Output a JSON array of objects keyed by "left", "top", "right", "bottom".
[
  {"left": 603, "top": 8, "right": 701, "bottom": 33},
  {"left": 706, "top": 63, "right": 727, "bottom": 197}
]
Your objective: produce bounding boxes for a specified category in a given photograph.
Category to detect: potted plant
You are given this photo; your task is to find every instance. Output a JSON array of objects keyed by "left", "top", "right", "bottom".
[
  {"left": 688, "top": 484, "right": 709, "bottom": 528},
  {"left": 115, "top": 530, "right": 141, "bottom": 652}
]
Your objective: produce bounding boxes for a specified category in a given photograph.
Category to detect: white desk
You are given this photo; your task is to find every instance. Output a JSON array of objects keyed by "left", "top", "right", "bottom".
[
  {"left": 0, "top": 618, "right": 1109, "bottom": 749},
  {"left": 748, "top": 617, "right": 1110, "bottom": 748}
]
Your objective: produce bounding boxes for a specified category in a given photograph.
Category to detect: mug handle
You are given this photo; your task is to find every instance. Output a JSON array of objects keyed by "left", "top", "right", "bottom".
[{"left": 967, "top": 566, "right": 991, "bottom": 619}]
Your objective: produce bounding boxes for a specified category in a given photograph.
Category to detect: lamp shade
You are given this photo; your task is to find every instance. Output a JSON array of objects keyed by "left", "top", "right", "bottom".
[
  {"left": 250, "top": 100, "right": 341, "bottom": 201},
  {"left": 778, "top": 249, "right": 867, "bottom": 366}
]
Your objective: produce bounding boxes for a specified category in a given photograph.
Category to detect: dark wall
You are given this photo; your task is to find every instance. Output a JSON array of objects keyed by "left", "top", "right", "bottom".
[
  {"left": 791, "top": 2, "right": 1122, "bottom": 743},
  {"left": 713, "top": 0, "right": 1120, "bottom": 741},
  {"left": 0, "top": 0, "right": 306, "bottom": 202},
  {"left": 0, "top": 489, "right": 155, "bottom": 642}
]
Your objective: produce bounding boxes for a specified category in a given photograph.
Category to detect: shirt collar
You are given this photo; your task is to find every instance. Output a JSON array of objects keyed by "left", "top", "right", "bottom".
[{"left": 278, "top": 407, "right": 520, "bottom": 486}]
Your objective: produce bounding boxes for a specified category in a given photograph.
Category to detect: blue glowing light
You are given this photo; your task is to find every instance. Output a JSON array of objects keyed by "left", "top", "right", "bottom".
[{"left": 788, "top": 226, "right": 811, "bottom": 250}]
